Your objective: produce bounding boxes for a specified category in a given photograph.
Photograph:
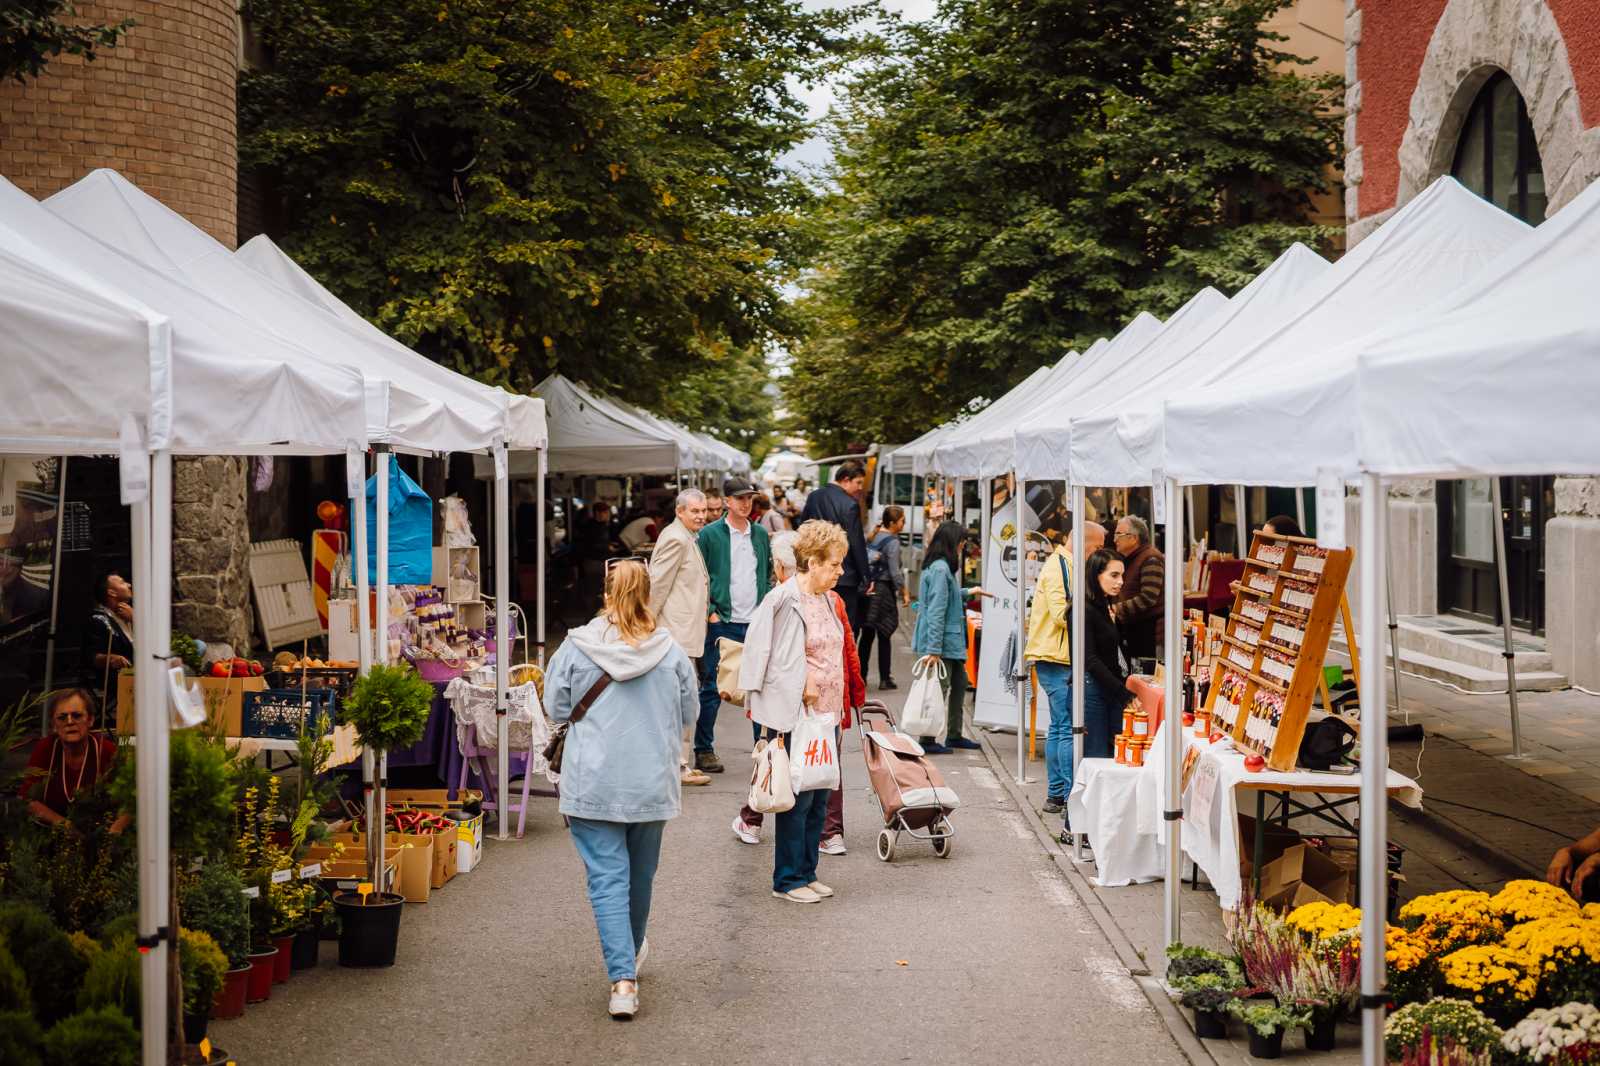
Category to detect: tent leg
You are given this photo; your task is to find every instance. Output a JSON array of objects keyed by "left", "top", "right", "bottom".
[
  {"left": 374, "top": 449, "right": 390, "bottom": 885},
  {"left": 1163, "top": 476, "right": 1183, "bottom": 950},
  {"left": 1070, "top": 484, "right": 1087, "bottom": 862},
  {"left": 1358, "top": 473, "right": 1390, "bottom": 1066},
  {"left": 1385, "top": 503, "right": 1405, "bottom": 718},
  {"left": 494, "top": 444, "right": 511, "bottom": 840},
  {"left": 1295, "top": 485, "right": 1307, "bottom": 535},
  {"left": 133, "top": 450, "right": 171, "bottom": 1066},
  {"left": 1489, "top": 479, "right": 1524, "bottom": 758},
  {"left": 1234, "top": 484, "right": 1249, "bottom": 557},
  {"left": 537, "top": 448, "right": 547, "bottom": 666},
  {"left": 1014, "top": 471, "right": 1028, "bottom": 784},
  {"left": 41, "top": 456, "right": 68, "bottom": 727}
]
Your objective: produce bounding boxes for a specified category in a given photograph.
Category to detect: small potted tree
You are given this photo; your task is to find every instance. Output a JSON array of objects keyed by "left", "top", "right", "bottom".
[
  {"left": 335, "top": 662, "right": 434, "bottom": 967},
  {"left": 178, "top": 928, "right": 228, "bottom": 1047},
  {"left": 1230, "top": 1000, "right": 1311, "bottom": 1059},
  {"left": 1176, "top": 973, "right": 1240, "bottom": 1039}
]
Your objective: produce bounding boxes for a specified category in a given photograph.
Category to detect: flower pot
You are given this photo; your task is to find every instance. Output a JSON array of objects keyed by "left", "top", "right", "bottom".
[
  {"left": 334, "top": 891, "right": 405, "bottom": 968},
  {"left": 245, "top": 947, "right": 277, "bottom": 1003},
  {"left": 271, "top": 934, "right": 295, "bottom": 983},
  {"left": 1248, "top": 1027, "right": 1284, "bottom": 1059},
  {"left": 1306, "top": 1012, "right": 1338, "bottom": 1051},
  {"left": 291, "top": 928, "right": 321, "bottom": 970},
  {"left": 213, "top": 965, "right": 249, "bottom": 1020},
  {"left": 182, "top": 1005, "right": 210, "bottom": 1046},
  {"left": 1193, "top": 1007, "right": 1227, "bottom": 1039}
]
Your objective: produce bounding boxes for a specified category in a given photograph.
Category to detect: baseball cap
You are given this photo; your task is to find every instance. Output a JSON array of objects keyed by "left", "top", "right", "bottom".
[{"left": 723, "top": 476, "right": 757, "bottom": 497}]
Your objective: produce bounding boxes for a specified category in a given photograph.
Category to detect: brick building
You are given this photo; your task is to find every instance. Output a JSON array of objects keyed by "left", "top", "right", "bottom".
[{"left": 1345, "top": 0, "right": 1600, "bottom": 687}]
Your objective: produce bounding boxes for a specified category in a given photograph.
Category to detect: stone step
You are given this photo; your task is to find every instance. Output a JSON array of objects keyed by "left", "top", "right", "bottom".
[
  {"left": 1393, "top": 615, "right": 1554, "bottom": 674},
  {"left": 1327, "top": 633, "right": 1567, "bottom": 693}
]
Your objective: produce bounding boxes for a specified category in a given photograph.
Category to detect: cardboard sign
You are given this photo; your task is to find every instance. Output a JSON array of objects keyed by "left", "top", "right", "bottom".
[
  {"left": 1316, "top": 469, "right": 1345, "bottom": 550},
  {"left": 1187, "top": 753, "right": 1220, "bottom": 829}
]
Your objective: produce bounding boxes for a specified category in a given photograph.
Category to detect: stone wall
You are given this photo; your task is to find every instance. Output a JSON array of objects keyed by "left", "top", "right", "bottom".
[
  {"left": 1547, "top": 476, "right": 1600, "bottom": 688},
  {"left": 172, "top": 457, "right": 253, "bottom": 651}
]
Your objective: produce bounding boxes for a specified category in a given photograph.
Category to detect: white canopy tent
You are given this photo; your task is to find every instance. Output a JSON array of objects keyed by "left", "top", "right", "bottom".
[
  {"left": 50, "top": 170, "right": 555, "bottom": 844},
  {"left": 494, "top": 374, "right": 693, "bottom": 476},
  {"left": 914, "top": 364, "right": 1058, "bottom": 477},
  {"left": 1065, "top": 243, "right": 1332, "bottom": 489},
  {"left": 0, "top": 179, "right": 370, "bottom": 1064}
]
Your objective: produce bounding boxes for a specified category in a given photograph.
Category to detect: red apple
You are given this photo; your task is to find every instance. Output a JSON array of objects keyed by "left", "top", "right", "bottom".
[
  {"left": 1182, "top": 712, "right": 1196, "bottom": 727},
  {"left": 1244, "top": 754, "right": 1266, "bottom": 772}
]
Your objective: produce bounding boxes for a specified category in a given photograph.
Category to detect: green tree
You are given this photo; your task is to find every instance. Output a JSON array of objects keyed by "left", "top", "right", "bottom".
[
  {"left": 0, "top": 1, "right": 130, "bottom": 84},
  {"left": 240, "top": 0, "right": 861, "bottom": 445},
  {"left": 786, "top": 0, "right": 1341, "bottom": 454}
]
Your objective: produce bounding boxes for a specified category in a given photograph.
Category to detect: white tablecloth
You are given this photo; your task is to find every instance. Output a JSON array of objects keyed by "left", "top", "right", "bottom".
[{"left": 1066, "top": 725, "right": 1424, "bottom": 908}]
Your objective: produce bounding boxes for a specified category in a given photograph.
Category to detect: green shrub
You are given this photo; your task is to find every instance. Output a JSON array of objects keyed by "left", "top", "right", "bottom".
[
  {"left": 179, "top": 928, "right": 228, "bottom": 1016},
  {"left": 0, "top": 902, "right": 85, "bottom": 1025},
  {"left": 0, "top": 934, "right": 30, "bottom": 1014},
  {"left": 42, "top": 1006, "right": 138, "bottom": 1066},
  {"left": 343, "top": 662, "right": 435, "bottom": 751},
  {"left": 97, "top": 912, "right": 137, "bottom": 944},
  {"left": 0, "top": 1008, "right": 44, "bottom": 1066},
  {"left": 76, "top": 934, "right": 139, "bottom": 1022},
  {"left": 179, "top": 861, "right": 250, "bottom": 969},
  {"left": 110, "top": 726, "right": 236, "bottom": 862}
]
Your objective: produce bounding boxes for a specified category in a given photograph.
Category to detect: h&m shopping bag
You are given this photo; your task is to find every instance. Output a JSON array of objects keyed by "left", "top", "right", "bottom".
[{"left": 790, "top": 710, "right": 840, "bottom": 792}]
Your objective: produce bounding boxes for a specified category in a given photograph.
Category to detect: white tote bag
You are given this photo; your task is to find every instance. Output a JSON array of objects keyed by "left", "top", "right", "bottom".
[
  {"left": 900, "top": 658, "right": 947, "bottom": 737},
  {"left": 747, "top": 736, "right": 795, "bottom": 813},
  {"left": 790, "top": 710, "right": 841, "bottom": 793}
]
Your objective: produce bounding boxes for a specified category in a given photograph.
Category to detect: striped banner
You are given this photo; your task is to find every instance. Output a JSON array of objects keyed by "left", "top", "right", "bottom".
[{"left": 311, "top": 530, "right": 345, "bottom": 629}]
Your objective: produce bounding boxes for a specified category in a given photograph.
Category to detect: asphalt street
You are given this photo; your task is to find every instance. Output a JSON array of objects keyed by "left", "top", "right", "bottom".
[{"left": 212, "top": 644, "right": 1190, "bottom": 1066}]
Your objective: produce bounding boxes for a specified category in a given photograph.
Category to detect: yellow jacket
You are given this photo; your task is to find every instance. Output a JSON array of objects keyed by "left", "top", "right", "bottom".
[{"left": 1024, "top": 546, "right": 1074, "bottom": 666}]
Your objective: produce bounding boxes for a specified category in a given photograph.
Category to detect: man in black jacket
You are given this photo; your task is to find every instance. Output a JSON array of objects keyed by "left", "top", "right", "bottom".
[{"left": 800, "top": 459, "right": 870, "bottom": 632}]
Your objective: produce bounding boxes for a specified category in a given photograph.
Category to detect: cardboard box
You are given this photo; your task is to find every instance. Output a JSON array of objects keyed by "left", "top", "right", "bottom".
[
  {"left": 456, "top": 813, "right": 485, "bottom": 874},
  {"left": 299, "top": 848, "right": 400, "bottom": 896},
  {"left": 330, "top": 831, "right": 434, "bottom": 903},
  {"left": 1237, "top": 814, "right": 1303, "bottom": 883},
  {"left": 386, "top": 788, "right": 482, "bottom": 811},
  {"left": 429, "top": 832, "right": 457, "bottom": 888},
  {"left": 1259, "top": 843, "right": 1351, "bottom": 910},
  {"left": 116, "top": 671, "right": 267, "bottom": 736}
]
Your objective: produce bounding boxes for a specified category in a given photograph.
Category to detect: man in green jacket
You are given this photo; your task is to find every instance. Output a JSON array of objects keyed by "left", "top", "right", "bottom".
[{"left": 693, "top": 477, "right": 772, "bottom": 772}]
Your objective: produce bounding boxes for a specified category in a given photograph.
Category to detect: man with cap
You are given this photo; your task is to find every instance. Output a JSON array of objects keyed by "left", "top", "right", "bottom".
[{"left": 693, "top": 476, "right": 773, "bottom": 773}]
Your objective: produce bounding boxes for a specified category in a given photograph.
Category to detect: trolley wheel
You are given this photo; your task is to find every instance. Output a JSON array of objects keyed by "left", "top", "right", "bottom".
[
  {"left": 931, "top": 820, "right": 953, "bottom": 858},
  {"left": 876, "top": 828, "right": 897, "bottom": 862}
]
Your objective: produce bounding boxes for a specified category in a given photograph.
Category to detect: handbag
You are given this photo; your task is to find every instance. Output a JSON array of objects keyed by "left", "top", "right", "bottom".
[
  {"left": 790, "top": 710, "right": 840, "bottom": 792},
  {"left": 716, "top": 636, "right": 745, "bottom": 706},
  {"left": 901, "top": 657, "right": 947, "bottom": 737},
  {"left": 747, "top": 733, "right": 795, "bottom": 813},
  {"left": 541, "top": 672, "right": 613, "bottom": 776}
]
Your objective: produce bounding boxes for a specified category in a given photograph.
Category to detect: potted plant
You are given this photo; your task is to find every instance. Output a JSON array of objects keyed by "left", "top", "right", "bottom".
[
  {"left": 178, "top": 928, "right": 227, "bottom": 1047},
  {"left": 1384, "top": 998, "right": 1502, "bottom": 1065},
  {"left": 1176, "top": 973, "right": 1239, "bottom": 1039},
  {"left": 177, "top": 861, "right": 251, "bottom": 1020},
  {"left": 1229, "top": 1000, "right": 1310, "bottom": 1059},
  {"left": 1502, "top": 1002, "right": 1600, "bottom": 1064},
  {"left": 1166, "top": 943, "right": 1245, "bottom": 986},
  {"left": 335, "top": 662, "right": 433, "bottom": 968}
]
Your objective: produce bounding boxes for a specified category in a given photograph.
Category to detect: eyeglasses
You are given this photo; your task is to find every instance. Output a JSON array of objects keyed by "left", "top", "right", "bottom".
[{"left": 54, "top": 711, "right": 88, "bottom": 723}]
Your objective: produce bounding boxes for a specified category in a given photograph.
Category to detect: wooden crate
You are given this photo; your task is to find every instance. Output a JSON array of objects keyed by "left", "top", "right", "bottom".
[{"left": 1201, "top": 531, "right": 1353, "bottom": 771}]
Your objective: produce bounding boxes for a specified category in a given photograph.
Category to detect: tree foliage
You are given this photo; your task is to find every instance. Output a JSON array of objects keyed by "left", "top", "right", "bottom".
[
  {"left": 785, "top": 0, "right": 1342, "bottom": 454},
  {"left": 0, "top": 1, "right": 130, "bottom": 84},
  {"left": 241, "top": 0, "right": 861, "bottom": 448}
]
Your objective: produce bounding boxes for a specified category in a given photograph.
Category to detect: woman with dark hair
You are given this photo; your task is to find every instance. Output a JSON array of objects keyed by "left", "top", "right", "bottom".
[
  {"left": 859, "top": 505, "right": 908, "bottom": 690},
  {"left": 21, "top": 688, "right": 123, "bottom": 830},
  {"left": 1262, "top": 515, "right": 1304, "bottom": 538},
  {"left": 911, "top": 521, "right": 988, "bottom": 754},
  {"left": 1064, "top": 548, "right": 1133, "bottom": 840}
]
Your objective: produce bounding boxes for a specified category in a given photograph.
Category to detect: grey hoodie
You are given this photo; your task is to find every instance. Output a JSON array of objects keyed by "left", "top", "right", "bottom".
[{"left": 546, "top": 617, "right": 698, "bottom": 822}]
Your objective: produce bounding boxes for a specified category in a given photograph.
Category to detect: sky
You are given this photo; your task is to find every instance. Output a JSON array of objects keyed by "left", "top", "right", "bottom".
[{"left": 779, "top": 0, "right": 942, "bottom": 176}]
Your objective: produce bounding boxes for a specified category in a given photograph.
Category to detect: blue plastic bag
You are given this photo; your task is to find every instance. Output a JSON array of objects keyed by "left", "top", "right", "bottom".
[{"left": 363, "top": 454, "right": 433, "bottom": 585}]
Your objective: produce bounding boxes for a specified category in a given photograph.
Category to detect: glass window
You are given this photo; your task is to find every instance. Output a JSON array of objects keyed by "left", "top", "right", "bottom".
[
  {"left": 1450, "top": 71, "right": 1545, "bottom": 223},
  {"left": 1451, "top": 478, "right": 1496, "bottom": 563}
]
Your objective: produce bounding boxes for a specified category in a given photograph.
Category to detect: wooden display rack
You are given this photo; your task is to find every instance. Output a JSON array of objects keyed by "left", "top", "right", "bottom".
[{"left": 1202, "top": 531, "right": 1354, "bottom": 771}]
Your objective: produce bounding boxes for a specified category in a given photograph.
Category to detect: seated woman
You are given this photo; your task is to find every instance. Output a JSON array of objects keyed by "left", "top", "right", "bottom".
[{"left": 22, "top": 688, "right": 122, "bottom": 830}]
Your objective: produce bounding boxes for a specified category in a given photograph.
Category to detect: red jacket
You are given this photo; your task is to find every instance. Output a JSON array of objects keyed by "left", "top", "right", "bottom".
[{"left": 832, "top": 591, "right": 865, "bottom": 727}]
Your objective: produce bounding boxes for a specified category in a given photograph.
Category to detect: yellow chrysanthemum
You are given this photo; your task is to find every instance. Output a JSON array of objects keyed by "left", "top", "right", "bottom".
[
  {"left": 1491, "top": 879, "right": 1581, "bottom": 925},
  {"left": 1286, "top": 901, "right": 1363, "bottom": 941},
  {"left": 1439, "top": 944, "right": 1539, "bottom": 1010}
]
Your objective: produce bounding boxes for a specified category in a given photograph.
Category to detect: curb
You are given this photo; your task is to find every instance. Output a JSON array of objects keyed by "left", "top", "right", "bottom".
[{"left": 972, "top": 723, "right": 1220, "bottom": 1066}]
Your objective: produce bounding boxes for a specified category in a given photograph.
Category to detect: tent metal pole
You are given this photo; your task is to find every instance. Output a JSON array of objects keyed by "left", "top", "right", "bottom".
[
  {"left": 1234, "top": 484, "right": 1249, "bottom": 557},
  {"left": 1295, "top": 485, "right": 1307, "bottom": 535},
  {"left": 1162, "top": 476, "right": 1183, "bottom": 950},
  {"left": 350, "top": 449, "right": 375, "bottom": 897},
  {"left": 373, "top": 448, "right": 390, "bottom": 888},
  {"left": 130, "top": 454, "right": 167, "bottom": 1066},
  {"left": 1014, "top": 470, "right": 1028, "bottom": 784},
  {"left": 1070, "top": 483, "right": 1088, "bottom": 862},
  {"left": 537, "top": 448, "right": 547, "bottom": 666},
  {"left": 1385, "top": 502, "right": 1405, "bottom": 717},
  {"left": 1358, "top": 473, "right": 1390, "bottom": 1066},
  {"left": 495, "top": 443, "right": 512, "bottom": 839},
  {"left": 41, "top": 456, "right": 68, "bottom": 724},
  {"left": 1489, "top": 478, "right": 1524, "bottom": 758}
]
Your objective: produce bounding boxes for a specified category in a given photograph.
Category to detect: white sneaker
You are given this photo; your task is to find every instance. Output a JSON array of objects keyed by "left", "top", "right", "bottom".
[
  {"left": 819, "top": 834, "right": 846, "bottom": 855},
  {"left": 773, "top": 886, "right": 822, "bottom": 903},
  {"left": 608, "top": 982, "right": 638, "bottom": 1020},
  {"left": 635, "top": 937, "right": 649, "bottom": 978},
  {"left": 806, "top": 880, "right": 835, "bottom": 898},
  {"left": 732, "top": 816, "right": 760, "bottom": 845}
]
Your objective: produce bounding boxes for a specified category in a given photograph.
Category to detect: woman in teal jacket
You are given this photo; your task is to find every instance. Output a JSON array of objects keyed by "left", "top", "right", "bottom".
[{"left": 912, "top": 520, "right": 987, "bottom": 753}]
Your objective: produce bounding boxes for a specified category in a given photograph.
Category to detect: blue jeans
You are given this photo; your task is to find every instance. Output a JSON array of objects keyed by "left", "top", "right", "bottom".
[
  {"left": 773, "top": 785, "right": 830, "bottom": 892},
  {"left": 1035, "top": 662, "right": 1073, "bottom": 801},
  {"left": 696, "top": 620, "right": 749, "bottom": 754},
  {"left": 1083, "top": 676, "right": 1114, "bottom": 760},
  {"left": 567, "top": 817, "right": 666, "bottom": 982}
]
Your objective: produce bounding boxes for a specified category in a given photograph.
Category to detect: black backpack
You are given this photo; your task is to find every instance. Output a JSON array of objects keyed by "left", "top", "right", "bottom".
[{"left": 1298, "top": 717, "right": 1358, "bottom": 771}]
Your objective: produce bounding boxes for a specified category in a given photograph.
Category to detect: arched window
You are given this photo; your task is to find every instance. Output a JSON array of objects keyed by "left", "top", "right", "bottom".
[{"left": 1450, "top": 71, "right": 1547, "bottom": 222}]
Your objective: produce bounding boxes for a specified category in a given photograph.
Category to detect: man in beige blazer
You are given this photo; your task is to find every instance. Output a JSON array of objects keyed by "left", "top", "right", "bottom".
[{"left": 648, "top": 488, "right": 712, "bottom": 785}]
